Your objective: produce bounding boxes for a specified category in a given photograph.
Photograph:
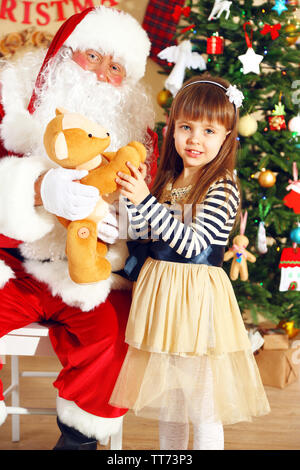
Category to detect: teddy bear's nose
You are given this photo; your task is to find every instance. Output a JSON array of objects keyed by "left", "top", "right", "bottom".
[
  {"left": 106, "top": 133, "right": 110, "bottom": 137},
  {"left": 88, "top": 134, "right": 92, "bottom": 138}
]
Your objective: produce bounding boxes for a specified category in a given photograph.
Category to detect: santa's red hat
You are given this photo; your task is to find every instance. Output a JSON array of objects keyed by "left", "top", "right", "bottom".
[{"left": 28, "top": 6, "right": 151, "bottom": 113}]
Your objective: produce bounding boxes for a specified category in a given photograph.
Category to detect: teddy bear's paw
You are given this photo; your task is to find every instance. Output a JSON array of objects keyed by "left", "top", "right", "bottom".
[{"left": 127, "top": 141, "right": 146, "bottom": 163}]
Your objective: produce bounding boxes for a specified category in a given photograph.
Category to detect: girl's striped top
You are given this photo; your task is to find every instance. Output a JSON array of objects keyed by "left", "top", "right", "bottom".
[{"left": 124, "top": 178, "right": 240, "bottom": 259}]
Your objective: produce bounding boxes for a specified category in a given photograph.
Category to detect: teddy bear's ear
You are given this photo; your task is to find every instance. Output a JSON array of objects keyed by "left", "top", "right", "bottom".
[
  {"left": 55, "top": 107, "right": 69, "bottom": 116},
  {"left": 54, "top": 131, "right": 68, "bottom": 160}
]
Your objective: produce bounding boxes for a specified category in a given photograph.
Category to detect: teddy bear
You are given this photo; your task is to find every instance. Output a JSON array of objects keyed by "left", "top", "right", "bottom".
[
  {"left": 43, "top": 108, "right": 146, "bottom": 284},
  {"left": 223, "top": 234, "right": 256, "bottom": 281}
]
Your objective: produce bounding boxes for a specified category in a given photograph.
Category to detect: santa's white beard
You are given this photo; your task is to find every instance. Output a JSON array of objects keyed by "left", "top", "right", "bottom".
[{"left": 32, "top": 54, "right": 155, "bottom": 158}]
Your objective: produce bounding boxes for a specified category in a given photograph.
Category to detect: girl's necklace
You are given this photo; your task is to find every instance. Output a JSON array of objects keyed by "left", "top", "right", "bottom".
[{"left": 161, "top": 180, "right": 194, "bottom": 205}]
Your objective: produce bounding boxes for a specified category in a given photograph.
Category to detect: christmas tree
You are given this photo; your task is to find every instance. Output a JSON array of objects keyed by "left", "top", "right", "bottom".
[{"left": 152, "top": 0, "right": 300, "bottom": 329}]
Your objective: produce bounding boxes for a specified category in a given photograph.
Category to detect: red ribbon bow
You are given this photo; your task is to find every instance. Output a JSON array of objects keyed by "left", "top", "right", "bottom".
[
  {"left": 260, "top": 24, "right": 281, "bottom": 40},
  {"left": 172, "top": 5, "right": 191, "bottom": 22}
]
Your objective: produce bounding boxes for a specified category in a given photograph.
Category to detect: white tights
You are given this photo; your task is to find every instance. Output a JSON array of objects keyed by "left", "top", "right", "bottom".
[
  {"left": 158, "top": 360, "right": 224, "bottom": 450},
  {"left": 159, "top": 420, "right": 224, "bottom": 450}
]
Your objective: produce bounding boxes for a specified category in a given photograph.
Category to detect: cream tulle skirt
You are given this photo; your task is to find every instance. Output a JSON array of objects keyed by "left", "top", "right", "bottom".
[{"left": 110, "top": 257, "right": 270, "bottom": 425}]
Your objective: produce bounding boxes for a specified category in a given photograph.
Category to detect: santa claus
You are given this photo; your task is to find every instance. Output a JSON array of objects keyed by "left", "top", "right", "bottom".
[{"left": 0, "top": 6, "right": 158, "bottom": 449}]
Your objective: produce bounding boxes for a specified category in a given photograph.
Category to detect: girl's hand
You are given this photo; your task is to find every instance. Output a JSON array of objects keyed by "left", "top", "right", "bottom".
[
  {"left": 138, "top": 162, "right": 147, "bottom": 180},
  {"left": 116, "top": 161, "right": 150, "bottom": 205}
]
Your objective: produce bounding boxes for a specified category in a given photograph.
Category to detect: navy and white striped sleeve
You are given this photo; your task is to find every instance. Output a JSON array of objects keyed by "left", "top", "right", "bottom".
[
  {"left": 124, "top": 198, "right": 151, "bottom": 240},
  {"left": 130, "top": 180, "right": 240, "bottom": 258}
]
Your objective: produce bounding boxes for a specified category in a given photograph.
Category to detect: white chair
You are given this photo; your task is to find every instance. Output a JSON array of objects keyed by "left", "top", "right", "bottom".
[{"left": 0, "top": 322, "right": 122, "bottom": 449}]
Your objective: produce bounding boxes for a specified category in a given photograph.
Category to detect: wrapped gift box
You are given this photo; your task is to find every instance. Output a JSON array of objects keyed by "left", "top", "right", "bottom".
[
  {"left": 258, "top": 327, "right": 289, "bottom": 350},
  {"left": 255, "top": 347, "right": 298, "bottom": 388},
  {"left": 268, "top": 114, "right": 286, "bottom": 131},
  {"left": 206, "top": 34, "right": 224, "bottom": 54}
]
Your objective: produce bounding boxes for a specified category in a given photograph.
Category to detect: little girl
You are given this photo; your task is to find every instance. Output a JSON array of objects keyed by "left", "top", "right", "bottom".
[{"left": 110, "top": 75, "right": 270, "bottom": 450}]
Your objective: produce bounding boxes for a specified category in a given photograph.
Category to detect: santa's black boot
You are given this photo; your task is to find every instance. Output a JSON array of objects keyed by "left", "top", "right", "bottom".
[{"left": 53, "top": 418, "right": 97, "bottom": 450}]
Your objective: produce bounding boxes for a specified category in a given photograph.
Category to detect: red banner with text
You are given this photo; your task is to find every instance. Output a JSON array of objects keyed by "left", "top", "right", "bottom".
[{"left": 0, "top": 0, "right": 119, "bottom": 57}]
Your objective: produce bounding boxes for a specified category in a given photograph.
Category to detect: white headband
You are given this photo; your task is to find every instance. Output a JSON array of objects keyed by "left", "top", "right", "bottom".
[{"left": 182, "top": 80, "right": 244, "bottom": 109}]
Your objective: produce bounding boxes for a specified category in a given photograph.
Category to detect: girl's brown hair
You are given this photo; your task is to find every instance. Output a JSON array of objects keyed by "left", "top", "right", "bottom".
[{"left": 151, "top": 74, "right": 241, "bottom": 214}]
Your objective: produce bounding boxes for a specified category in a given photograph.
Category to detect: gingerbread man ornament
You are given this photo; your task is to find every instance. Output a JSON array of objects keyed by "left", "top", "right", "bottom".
[{"left": 224, "top": 211, "right": 256, "bottom": 281}]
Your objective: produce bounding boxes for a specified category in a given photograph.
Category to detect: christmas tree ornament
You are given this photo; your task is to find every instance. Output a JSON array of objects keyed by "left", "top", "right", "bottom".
[
  {"left": 277, "top": 320, "right": 300, "bottom": 338},
  {"left": 208, "top": 0, "right": 232, "bottom": 21},
  {"left": 157, "top": 89, "right": 172, "bottom": 107},
  {"left": 290, "top": 224, "right": 300, "bottom": 245},
  {"left": 288, "top": 115, "right": 300, "bottom": 134},
  {"left": 272, "top": 0, "right": 288, "bottom": 15},
  {"left": 256, "top": 221, "right": 268, "bottom": 254},
  {"left": 206, "top": 33, "right": 224, "bottom": 54},
  {"left": 238, "top": 114, "right": 258, "bottom": 136},
  {"left": 258, "top": 169, "right": 277, "bottom": 188},
  {"left": 256, "top": 199, "right": 271, "bottom": 254},
  {"left": 260, "top": 23, "right": 282, "bottom": 40},
  {"left": 158, "top": 40, "right": 206, "bottom": 97},
  {"left": 279, "top": 247, "right": 300, "bottom": 291},
  {"left": 268, "top": 99, "right": 286, "bottom": 130},
  {"left": 238, "top": 22, "right": 264, "bottom": 75},
  {"left": 285, "top": 23, "right": 299, "bottom": 45},
  {"left": 283, "top": 162, "right": 300, "bottom": 214},
  {"left": 224, "top": 211, "right": 256, "bottom": 281}
]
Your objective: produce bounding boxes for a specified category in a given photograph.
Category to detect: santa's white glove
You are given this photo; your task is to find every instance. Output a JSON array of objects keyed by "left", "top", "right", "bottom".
[
  {"left": 97, "top": 204, "right": 119, "bottom": 244},
  {"left": 41, "top": 168, "right": 100, "bottom": 221}
]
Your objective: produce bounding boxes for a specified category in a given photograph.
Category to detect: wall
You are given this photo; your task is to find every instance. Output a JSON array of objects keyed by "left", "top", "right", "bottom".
[{"left": 118, "top": 0, "right": 166, "bottom": 122}]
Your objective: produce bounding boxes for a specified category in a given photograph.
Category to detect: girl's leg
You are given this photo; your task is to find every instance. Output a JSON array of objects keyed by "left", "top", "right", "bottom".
[
  {"left": 159, "top": 388, "right": 189, "bottom": 450},
  {"left": 189, "top": 357, "right": 224, "bottom": 450},
  {"left": 192, "top": 422, "right": 224, "bottom": 450},
  {"left": 159, "top": 420, "right": 189, "bottom": 450}
]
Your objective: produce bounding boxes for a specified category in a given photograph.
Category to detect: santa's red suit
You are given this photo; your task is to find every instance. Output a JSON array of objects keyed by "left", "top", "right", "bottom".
[{"left": 0, "top": 6, "right": 158, "bottom": 444}]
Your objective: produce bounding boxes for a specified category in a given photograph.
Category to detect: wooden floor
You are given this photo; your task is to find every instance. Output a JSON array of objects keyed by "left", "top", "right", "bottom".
[{"left": 0, "top": 354, "right": 300, "bottom": 450}]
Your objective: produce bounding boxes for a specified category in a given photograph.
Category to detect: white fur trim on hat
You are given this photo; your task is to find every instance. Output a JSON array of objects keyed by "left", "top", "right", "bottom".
[
  {"left": 64, "top": 6, "right": 151, "bottom": 82},
  {"left": 56, "top": 396, "right": 124, "bottom": 442}
]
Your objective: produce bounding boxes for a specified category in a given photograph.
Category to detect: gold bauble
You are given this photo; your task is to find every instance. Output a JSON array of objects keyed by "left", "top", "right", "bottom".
[
  {"left": 238, "top": 114, "right": 258, "bottom": 137},
  {"left": 277, "top": 320, "right": 300, "bottom": 339},
  {"left": 285, "top": 24, "right": 298, "bottom": 46},
  {"left": 258, "top": 169, "right": 276, "bottom": 188},
  {"left": 157, "top": 89, "right": 172, "bottom": 107}
]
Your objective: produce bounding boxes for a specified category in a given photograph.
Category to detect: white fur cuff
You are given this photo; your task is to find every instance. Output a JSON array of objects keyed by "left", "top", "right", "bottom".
[
  {"left": 0, "top": 401, "right": 7, "bottom": 426},
  {"left": 0, "top": 259, "right": 15, "bottom": 289},
  {"left": 0, "top": 111, "right": 43, "bottom": 155},
  {"left": 0, "top": 155, "right": 55, "bottom": 242},
  {"left": 56, "top": 396, "right": 124, "bottom": 442}
]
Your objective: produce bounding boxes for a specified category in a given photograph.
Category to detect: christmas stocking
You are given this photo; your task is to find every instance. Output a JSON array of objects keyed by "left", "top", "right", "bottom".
[{"left": 142, "top": 0, "right": 186, "bottom": 67}]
